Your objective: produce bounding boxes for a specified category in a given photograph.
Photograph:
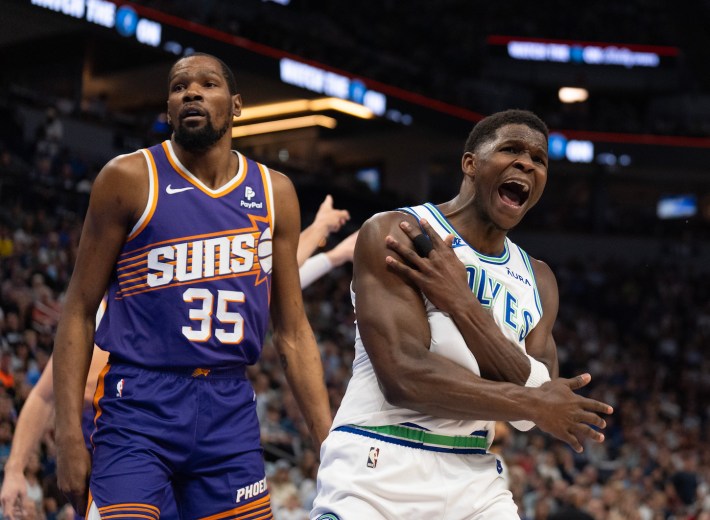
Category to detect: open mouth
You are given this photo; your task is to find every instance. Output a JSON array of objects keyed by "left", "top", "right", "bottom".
[{"left": 498, "top": 180, "right": 530, "bottom": 207}]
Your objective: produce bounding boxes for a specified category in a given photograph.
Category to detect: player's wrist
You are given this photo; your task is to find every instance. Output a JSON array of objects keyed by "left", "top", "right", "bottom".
[
  {"left": 525, "top": 356, "right": 551, "bottom": 387},
  {"left": 325, "top": 249, "right": 347, "bottom": 267},
  {"left": 3, "top": 460, "right": 24, "bottom": 473},
  {"left": 54, "top": 424, "right": 86, "bottom": 445}
]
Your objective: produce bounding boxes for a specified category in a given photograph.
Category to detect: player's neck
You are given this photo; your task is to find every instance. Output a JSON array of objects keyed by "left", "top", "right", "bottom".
[
  {"left": 439, "top": 200, "right": 507, "bottom": 256},
  {"left": 171, "top": 137, "right": 237, "bottom": 189},
  {"left": 455, "top": 217, "right": 508, "bottom": 257}
]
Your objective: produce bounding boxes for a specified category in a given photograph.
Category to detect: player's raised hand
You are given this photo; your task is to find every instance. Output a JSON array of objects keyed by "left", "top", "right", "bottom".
[
  {"left": 385, "top": 218, "right": 472, "bottom": 315},
  {"left": 314, "top": 195, "right": 350, "bottom": 234},
  {"left": 531, "top": 373, "right": 614, "bottom": 453}
]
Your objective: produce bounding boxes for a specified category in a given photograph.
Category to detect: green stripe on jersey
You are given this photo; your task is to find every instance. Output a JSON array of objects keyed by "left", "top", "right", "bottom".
[{"left": 356, "top": 424, "right": 489, "bottom": 450}]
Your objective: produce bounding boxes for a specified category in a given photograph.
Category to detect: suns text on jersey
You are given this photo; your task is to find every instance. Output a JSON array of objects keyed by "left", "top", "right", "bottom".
[{"left": 146, "top": 232, "right": 262, "bottom": 287}]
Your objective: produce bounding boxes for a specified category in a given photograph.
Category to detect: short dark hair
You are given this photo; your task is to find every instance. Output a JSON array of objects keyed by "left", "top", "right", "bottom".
[
  {"left": 169, "top": 52, "right": 238, "bottom": 95},
  {"left": 464, "top": 109, "right": 548, "bottom": 154}
]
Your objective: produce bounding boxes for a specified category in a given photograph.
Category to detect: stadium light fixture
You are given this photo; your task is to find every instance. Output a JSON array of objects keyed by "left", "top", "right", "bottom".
[
  {"left": 231, "top": 115, "right": 337, "bottom": 138},
  {"left": 235, "top": 97, "right": 374, "bottom": 123},
  {"left": 558, "top": 87, "right": 589, "bottom": 103}
]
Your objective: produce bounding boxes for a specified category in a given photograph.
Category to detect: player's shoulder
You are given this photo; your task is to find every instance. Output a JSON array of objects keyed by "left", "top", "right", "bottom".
[
  {"left": 355, "top": 211, "right": 419, "bottom": 256},
  {"left": 526, "top": 254, "right": 558, "bottom": 293},
  {"left": 98, "top": 150, "right": 148, "bottom": 184},
  {"left": 362, "top": 210, "right": 418, "bottom": 235},
  {"left": 264, "top": 167, "right": 295, "bottom": 197},
  {"left": 91, "top": 150, "right": 150, "bottom": 211}
]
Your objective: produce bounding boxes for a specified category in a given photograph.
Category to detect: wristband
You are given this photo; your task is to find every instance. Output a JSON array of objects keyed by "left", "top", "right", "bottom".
[
  {"left": 525, "top": 356, "right": 551, "bottom": 388},
  {"left": 509, "top": 357, "right": 551, "bottom": 432},
  {"left": 299, "top": 253, "right": 333, "bottom": 289}
]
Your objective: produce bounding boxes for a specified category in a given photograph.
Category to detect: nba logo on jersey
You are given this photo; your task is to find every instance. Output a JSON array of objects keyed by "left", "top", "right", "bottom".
[
  {"left": 116, "top": 379, "right": 124, "bottom": 397},
  {"left": 245, "top": 186, "right": 255, "bottom": 200},
  {"left": 367, "top": 447, "right": 379, "bottom": 468}
]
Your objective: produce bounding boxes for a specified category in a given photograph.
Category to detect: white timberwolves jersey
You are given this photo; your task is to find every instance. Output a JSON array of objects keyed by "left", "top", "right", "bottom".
[{"left": 332, "top": 203, "right": 543, "bottom": 441}]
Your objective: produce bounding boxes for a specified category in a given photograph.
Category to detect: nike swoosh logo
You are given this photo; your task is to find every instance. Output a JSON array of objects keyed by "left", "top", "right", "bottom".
[{"left": 166, "top": 184, "right": 195, "bottom": 194}]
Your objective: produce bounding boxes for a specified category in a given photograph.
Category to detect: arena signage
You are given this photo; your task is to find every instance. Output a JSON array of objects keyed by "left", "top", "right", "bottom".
[
  {"left": 487, "top": 36, "right": 679, "bottom": 69},
  {"left": 30, "top": 0, "right": 162, "bottom": 48},
  {"left": 548, "top": 133, "right": 594, "bottom": 163},
  {"left": 507, "top": 41, "right": 660, "bottom": 68},
  {"left": 279, "top": 58, "right": 387, "bottom": 117}
]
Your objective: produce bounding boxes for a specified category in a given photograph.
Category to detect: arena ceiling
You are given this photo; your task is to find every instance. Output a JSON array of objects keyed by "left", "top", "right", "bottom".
[{"left": 3, "top": 0, "right": 710, "bottom": 218}]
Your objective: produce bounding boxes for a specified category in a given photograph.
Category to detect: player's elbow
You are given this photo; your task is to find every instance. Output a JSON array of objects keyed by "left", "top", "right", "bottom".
[
  {"left": 379, "top": 380, "right": 410, "bottom": 407},
  {"left": 376, "top": 367, "right": 423, "bottom": 408}
]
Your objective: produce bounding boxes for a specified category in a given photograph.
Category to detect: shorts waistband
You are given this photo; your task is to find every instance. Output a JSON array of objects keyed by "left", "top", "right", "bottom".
[
  {"left": 334, "top": 424, "right": 489, "bottom": 454},
  {"left": 107, "top": 356, "right": 247, "bottom": 379}
]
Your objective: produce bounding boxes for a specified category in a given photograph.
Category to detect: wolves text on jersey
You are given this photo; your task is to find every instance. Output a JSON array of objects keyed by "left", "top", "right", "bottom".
[{"left": 466, "top": 264, "right": 537, "bottom": 342}]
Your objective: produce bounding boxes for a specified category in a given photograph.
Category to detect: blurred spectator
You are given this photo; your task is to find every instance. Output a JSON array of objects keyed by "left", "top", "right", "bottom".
[
  {"left": 0, "top": 351, "right": 15, "bottom": 390},
  {"left": 35, "top": 108, "right": 63, "bottom": 160},
  {"left": 267, "top": 459, "right": 299, "bottom": 511}
]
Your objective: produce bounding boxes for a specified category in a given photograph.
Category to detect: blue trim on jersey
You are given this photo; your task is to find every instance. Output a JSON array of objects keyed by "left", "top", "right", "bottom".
[
  {"left": 517, "top": 245, "right": 543, "bottom": 317},
  {"left": 335, "top": 425, "right": 489, "bottom": 455},
  {"left": 400, "top": 421, "right": 430, "bottom": 430},
  {"left": 403, "top": 203, "right": 511, "bottom": 265}
]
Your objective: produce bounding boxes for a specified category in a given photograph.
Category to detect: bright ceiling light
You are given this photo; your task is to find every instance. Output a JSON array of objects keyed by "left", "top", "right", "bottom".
[
  {"left": 231, "top": 115, "right": 337, "bottom": 138},
  {"left": 235, "top": 97, "right": 374, "bottom": 123},
  {"left": 308, "top": 98, "right": 374, "bottom": 119},
  {"left": 559, "top": 87, "right": 589, "bottom": 103}
]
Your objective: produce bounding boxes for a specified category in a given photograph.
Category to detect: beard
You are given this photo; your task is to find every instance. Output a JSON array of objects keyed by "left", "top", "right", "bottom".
[{"left": 173, "top": 115, "right": 230, "bottom": 151}]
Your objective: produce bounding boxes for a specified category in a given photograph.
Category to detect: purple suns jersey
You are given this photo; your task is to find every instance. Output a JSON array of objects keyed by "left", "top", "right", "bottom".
[{"left": 95, "top": 140, "right": 274, "bottom": 369}]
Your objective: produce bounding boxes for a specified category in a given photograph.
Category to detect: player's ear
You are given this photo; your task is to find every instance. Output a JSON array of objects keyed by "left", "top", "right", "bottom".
[
  {"left": 233, "top": 94, "right": 242, "bottom": 118},
  {"left": 462, "top": 152, "right": 476, "bottom": 178}
]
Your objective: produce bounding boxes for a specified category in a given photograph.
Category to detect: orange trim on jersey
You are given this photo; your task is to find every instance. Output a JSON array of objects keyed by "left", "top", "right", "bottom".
[
  {"left": 99, "top": 503, "right": 160, "bottom": 513},
  {"left": 198, "top": 493, "right": 272, "bottom": 520},
  {"left": 117, "top": 247, "right": 254, "bottom": 277},
  {"left": 86, "top": 490, "right": 93, "bottom": 519},
  {"left": 116, "top": 249, "right": 231, "bottom": 280},
  {"left": 100, "top": 509, "right": 160, "bottom": 520},
  {"left": 117, "top": 215, "right": 269, "bottom": 261},
  {"left": 256, "top": 162, "right": 273, "bottom": 233},
  {"left": 91, "top": 363, "right": 111, "bottom": 448},
  {"left": 127, "top": 149, "right": 159, "bottom": 241},
  {"left": 117, "top": 238, "right": 254, "bottom": 271},
  {"left": 116, "top": 267, "right": 264, "bottom": 299},
  {"left": 255, "top": 162, "right": 273, "bottom": 303},
  {"left": 162, "top": 141, "right": 247, "bottom": 198}
]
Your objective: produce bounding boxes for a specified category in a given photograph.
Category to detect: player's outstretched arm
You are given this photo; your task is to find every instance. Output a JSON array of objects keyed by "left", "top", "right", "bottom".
[
  {"left": 54, "top": 152, "right": 147, "bottom": 513},
  {"left": 1, "top": 345, "right": 109, "bottom": 519},
  {"left": 299, "top": 230, "right": 358, "bottom": 289},
  {"left": 1, "top": 358, "right": 55, "bottom": 520},
  {"left": 297, "top": 195, "right": 350, "bottom": 267},
  {"left": 269, "top": 172, "right": 332, "bottom": 447},
  {"left": 357, "top": 212, "right": 612, "bottom": 452}
]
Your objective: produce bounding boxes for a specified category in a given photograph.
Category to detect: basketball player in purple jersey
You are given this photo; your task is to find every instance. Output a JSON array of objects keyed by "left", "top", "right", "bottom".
[{"left": 53, "top": 53, "right": 331, "bottom": 519}]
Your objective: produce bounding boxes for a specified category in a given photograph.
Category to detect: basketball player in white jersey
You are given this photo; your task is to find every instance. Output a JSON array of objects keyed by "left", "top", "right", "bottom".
[{"left": 311, "top": 109, "right": 613, "bottom": 519}]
